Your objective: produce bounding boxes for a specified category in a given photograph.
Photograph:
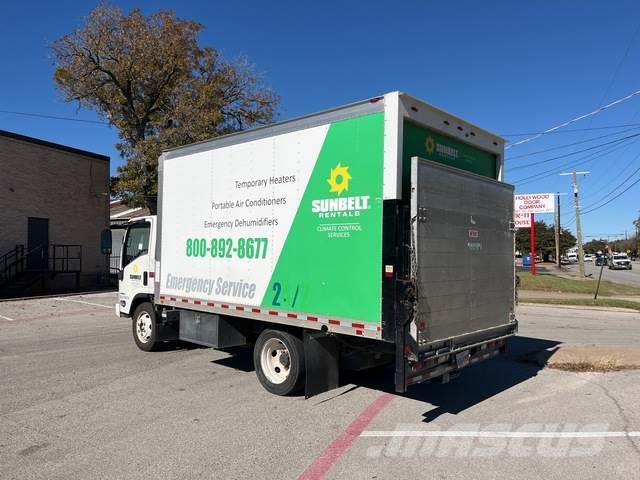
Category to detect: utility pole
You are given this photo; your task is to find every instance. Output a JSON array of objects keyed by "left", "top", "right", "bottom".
[
  {"left": 555, "top": 193, "right": 561, "bottom": 269},
  {"left": 560, "top": 171, "right": 590, "bottom": 278},
  {"left": 554, "top": 192, "right": 568, "bottom": 269}
]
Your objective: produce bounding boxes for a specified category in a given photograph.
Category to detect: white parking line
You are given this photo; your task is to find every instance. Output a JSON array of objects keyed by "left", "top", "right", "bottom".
[
  {"left": 361, "top": 431, "right": 640, "bottom": 438},
  {"left": 52, "top": 298, "right": 112, "bottom": 309},
  {"left": 0, "top": 314, "right": 15, "bottom": 321}
]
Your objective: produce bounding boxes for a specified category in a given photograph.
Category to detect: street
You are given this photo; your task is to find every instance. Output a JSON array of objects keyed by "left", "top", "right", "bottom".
[
  {"left": 1, "top": 293, "right": 639, "bottom": 479},
  {"left": 564, "top": 260, "right": 640, "bottom": 288}
]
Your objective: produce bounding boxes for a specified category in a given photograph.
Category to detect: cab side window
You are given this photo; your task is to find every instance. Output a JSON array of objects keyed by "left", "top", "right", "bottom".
[{"left": 122, "top": 223, "right": 150, "bottom": 267}]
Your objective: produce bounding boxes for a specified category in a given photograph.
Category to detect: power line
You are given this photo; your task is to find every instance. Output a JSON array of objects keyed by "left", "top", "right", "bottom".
[
  {"left": 506, "top": 89, "right": 640, "bottom": 150},
  {"left": 502, "top": 122, "right": 640, "bottom": 137},
  {"left": 581, "top": 175, "right": 640, "bottom": 214},
  {"left": 509, "top": 133, "right": 640, "bottom": 172},
  {"left": 0, "top": 109, "right": 108, "bottom": 125},
  {"left": 580, "top": 165, "right": 640, "bottom": 211},
  {"left": 506, "top": 127, "right": 640, "bottom": 161},
  {"left": 580, "top": 148, "right": 640, "bottom": 202},
  {"left": 512, "top": 138, "right": 636, "bottom": 185},
  {"left": 579, "top": 135, "right": 640, "bottom": 193},
  {"left": 595, "top": 22, "right": 640, "bottom": 112},
  {"left": 573, "top": 24, "right": 640, "bottom": 146}
]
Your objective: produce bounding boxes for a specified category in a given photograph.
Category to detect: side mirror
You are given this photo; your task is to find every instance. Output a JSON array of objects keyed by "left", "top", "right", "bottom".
[
  {"left": 101, "top": 229, "right": 113, "bottom": 255},
  {"left": 117, "top": 269, "right": 124, "bottom": 281}
]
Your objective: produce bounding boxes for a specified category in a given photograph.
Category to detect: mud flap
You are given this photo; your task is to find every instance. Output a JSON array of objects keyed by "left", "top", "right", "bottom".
[{"left": 304, "top": 330, "right": 339, "bottom": 399}]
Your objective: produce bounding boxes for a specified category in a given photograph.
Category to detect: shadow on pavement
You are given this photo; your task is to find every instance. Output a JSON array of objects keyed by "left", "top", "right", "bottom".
[
  {"left": 205, "top": 336, "right": 562, "bottom": 416},
  {"left": 210, "top": 347, "right": 255, "bottom": 372},
  {"left": 344, "top": 336, "right": 562, "bottom": 422}
]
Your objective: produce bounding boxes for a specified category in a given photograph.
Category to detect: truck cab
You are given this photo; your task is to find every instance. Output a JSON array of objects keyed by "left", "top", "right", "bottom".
[{"left": 115, "top": 216, "right": 156, "bottom": 318}]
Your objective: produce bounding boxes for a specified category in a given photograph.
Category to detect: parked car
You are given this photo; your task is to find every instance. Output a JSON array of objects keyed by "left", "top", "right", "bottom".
[
  {"left": 609, "top": 253, "right": 632, "bottom": 270},
  {"left": 584, "top": 254, "right": 594, "bottom": 262},
  {"left": 595, "top": 255, "right": 607, "bottom": 267},
  {"left": 567, "top": 252, "right": 578, "bottom": 263}
]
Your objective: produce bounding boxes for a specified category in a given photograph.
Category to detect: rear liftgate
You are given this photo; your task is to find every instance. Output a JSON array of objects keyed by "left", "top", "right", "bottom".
[{"left": 395, "top": 157, "right": 517, "bottom": 392}]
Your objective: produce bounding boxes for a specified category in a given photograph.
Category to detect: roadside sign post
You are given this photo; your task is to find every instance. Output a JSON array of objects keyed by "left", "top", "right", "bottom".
[
  {"left": 530, "top": 213, "right": 536, "bottom": 276},
  {"left": 514, "top": 193, "right": 555, "bottom": 276},
  {"left": 594, "top": 264, "right": 605, "bottom": 301}
]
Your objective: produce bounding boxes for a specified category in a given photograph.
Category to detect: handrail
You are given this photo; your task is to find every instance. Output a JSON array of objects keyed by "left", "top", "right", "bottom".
[
  {"left": 50, "top": 244, "right": 82, "bottom": 273},
  {"left": 1, "top": 243, "right": 84, "bottom": 286},
  {"left": 1, "top": 244, "right": 26, "bottom": 283}
]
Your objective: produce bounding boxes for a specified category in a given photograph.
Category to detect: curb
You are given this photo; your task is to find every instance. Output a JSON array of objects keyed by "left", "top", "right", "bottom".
[
  {"left": 0, "top": 289, "right": 116, "bottom": 303},
  {"left": 523, "top": 345, "right": 640, "bottom": 372},
  {"left": 518, "top": 302, "right": 639, "bottom": 313}
]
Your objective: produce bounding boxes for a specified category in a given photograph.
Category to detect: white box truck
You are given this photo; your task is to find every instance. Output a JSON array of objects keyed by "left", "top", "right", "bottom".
[{"left": 115, "top": 92, "right": 517, "bottom": 397}]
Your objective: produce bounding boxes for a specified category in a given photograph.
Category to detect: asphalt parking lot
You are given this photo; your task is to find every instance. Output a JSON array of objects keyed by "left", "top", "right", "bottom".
[{"left": 1, "top": 293, "right": 639, "bottom": 479}]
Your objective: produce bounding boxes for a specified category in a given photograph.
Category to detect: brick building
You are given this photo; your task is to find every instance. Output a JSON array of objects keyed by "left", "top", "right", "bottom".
[{"left": 0, "top": 130, "right": 110, "bottom": 296}]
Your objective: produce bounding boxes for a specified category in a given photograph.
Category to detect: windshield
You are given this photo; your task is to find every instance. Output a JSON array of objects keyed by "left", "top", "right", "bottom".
[
  {"left": 613, "top": 255, "right": 628, "bottom": 260},
  {"left": 122, "top": 222, "right": 150, "bottom": 267}
]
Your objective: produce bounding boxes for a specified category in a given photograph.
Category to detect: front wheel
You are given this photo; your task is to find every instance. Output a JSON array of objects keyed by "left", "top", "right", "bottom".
[
  {"left": 254, "top": 329, "right": 305, "bottom": 395},
  {"left": 132, "top": 302, "right": 160, "bottom": 352}
]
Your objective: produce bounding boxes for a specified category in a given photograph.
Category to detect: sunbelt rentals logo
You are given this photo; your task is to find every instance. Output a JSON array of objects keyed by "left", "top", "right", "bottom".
[
  {"left": 425, "top": 135, "right": 435, "bottom": 155},
  {"left": 425, "top": 134, "right": 459, "bottom": 160},
  {"left": 311, "top": 162, "right": 370, "bottom": 218}
]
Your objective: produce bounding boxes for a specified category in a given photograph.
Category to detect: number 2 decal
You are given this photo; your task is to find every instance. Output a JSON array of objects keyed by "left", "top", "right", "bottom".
[{"left": 271, "top": 282, "right": 282, "bottom": 306}]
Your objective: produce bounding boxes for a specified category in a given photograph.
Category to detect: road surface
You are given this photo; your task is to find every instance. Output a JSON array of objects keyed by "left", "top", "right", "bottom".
[
  {"left": 1, "top": 293, "right": 638, "bottom": 479},
  {"left": 564, "top": 260, "right": 640, "bottom": 288}
]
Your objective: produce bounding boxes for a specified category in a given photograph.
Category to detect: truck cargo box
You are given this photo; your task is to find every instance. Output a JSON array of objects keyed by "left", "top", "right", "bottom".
[{"left": 154, "top": 92, "right": 515, "bottom": 345}]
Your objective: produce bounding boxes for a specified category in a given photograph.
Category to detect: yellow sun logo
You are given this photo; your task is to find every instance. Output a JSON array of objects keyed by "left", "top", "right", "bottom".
[
  {"left": 132, "top": 263, "right": 139, "bottom": 274},
  {"left": 327, "top": 163, "right": 352, "bottom": 195},
  {"left": 425, "top": 136, "right": 435, "bottom": 155}
]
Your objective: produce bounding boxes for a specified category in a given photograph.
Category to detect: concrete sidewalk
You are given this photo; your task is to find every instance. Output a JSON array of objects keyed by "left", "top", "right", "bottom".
[{"left": 517, "top": 303, "right": 640, "bottom": 372}]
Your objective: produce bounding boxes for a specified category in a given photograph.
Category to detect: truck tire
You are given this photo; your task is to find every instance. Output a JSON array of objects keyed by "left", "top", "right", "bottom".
[
  {"left": 132, "top": 302, "right": 160, "bottom": 352},
  {"left": 254, "top": 329, "right": 305, "bottom": 395}
]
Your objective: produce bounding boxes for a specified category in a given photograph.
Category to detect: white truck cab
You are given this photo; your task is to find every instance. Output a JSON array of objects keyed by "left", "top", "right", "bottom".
[{"left": 116, "top": 216, "right": 156, "bottom": 318}]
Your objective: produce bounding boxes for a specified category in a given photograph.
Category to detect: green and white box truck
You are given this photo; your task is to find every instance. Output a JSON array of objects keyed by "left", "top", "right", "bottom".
[{"left": 115, "top": 91, "right": 517, "bottom": 396}]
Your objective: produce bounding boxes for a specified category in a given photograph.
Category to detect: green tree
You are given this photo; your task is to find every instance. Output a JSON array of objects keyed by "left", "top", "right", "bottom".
[
  {"left": 583, "top": 238, "right": 608, "bottom": 254},
  {"left": 52, "top": 4, "right": 278, "bottom": 213},
  {"left": 516, "top": 220, "right": 576, "bottom": 260}
]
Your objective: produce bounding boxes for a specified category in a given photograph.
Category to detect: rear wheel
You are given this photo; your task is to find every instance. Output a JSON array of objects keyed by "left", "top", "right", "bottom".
[
  {"left": 254, "top": 329, "right": 305, "bottom": 395},
  {"left": 132, "top": 302, "right": 160, "bottom": 352}
]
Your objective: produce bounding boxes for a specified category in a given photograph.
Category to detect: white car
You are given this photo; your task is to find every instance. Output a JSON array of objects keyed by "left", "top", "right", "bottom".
[
  {"left": 609, "top": 254, "right": 632, "bottom": 270},
  {"left": 584, "top": 254, "right": 594, "bottom": 262}
]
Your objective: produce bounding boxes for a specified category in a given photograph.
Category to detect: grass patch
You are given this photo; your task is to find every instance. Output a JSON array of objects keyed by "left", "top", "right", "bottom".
[
  {"left": 521, "top": 297, "right": 640, "bottom": 311},
  {"left": 518, "top": 271, "right": 640, "bottom": 296}
]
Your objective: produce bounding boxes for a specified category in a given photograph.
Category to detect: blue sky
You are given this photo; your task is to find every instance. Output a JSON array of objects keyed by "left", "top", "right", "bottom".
[{"left": 1, "top": 0, "right": 639, "bottom": 240}]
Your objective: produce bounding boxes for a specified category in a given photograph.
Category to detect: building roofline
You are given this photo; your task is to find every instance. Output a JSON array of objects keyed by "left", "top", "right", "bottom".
[{"left": 0, "top": 129, "right": 110, "bottom": 161}]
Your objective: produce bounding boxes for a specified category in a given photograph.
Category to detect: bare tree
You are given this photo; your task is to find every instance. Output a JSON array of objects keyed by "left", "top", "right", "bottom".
[{"left": 52, "top": 4, "right": 279, "bottom": 212}]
